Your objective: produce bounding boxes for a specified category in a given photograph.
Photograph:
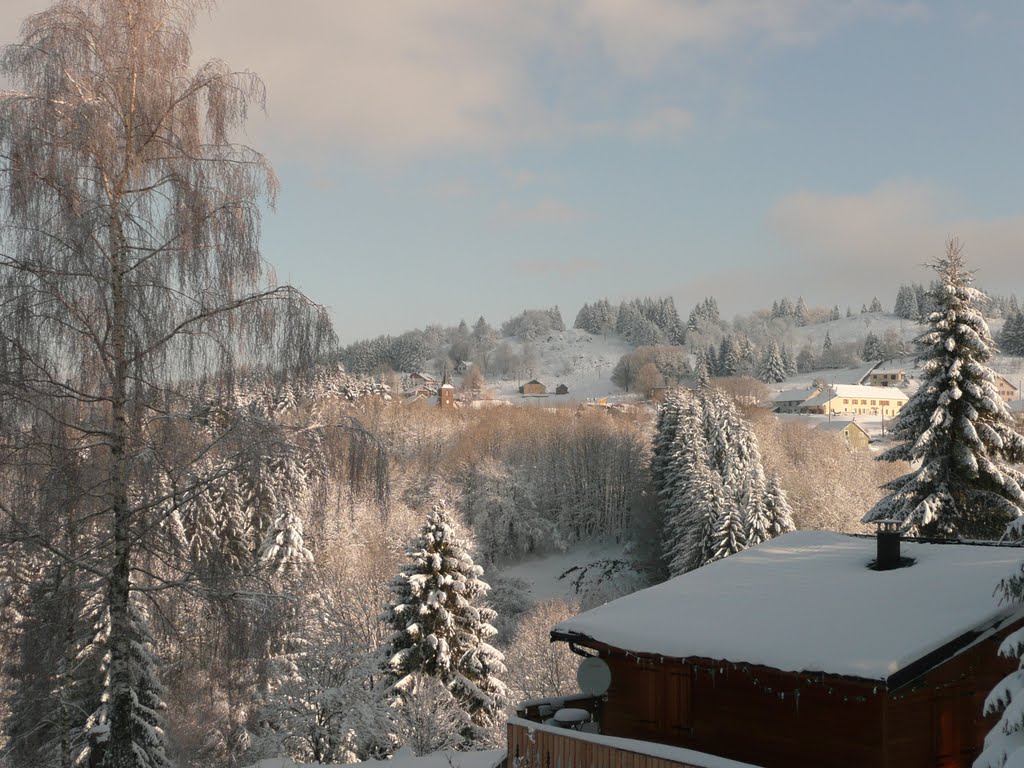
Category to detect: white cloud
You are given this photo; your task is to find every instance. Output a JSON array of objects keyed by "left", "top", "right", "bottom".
[
  {"left": 767, "top": 181, "right": 1024, "bottom": 287},
  {"left": 576, "top": 0, "right": 927, "bottom": 73},
  {"left": 0, "top": 0, "right": 926, "bottom": 157}
]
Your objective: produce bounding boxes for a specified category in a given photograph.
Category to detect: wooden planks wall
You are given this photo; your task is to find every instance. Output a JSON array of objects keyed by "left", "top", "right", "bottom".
[{"left": 507, "top": 721, "right": 711, "bottom": 768}]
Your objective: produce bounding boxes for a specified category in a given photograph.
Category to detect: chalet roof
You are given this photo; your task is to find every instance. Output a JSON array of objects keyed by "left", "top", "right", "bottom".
[
  {"left": 772, "top": 388, "right": 818, "bottom": 403},
  {"left": 553, "top": 531, "right": 1024, "bottom": 684},
  {"left": 524, "top": 379, "right": 544, "bottom": 386}
]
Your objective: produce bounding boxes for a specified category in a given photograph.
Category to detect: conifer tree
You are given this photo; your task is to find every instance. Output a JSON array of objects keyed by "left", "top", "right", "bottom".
[
  {"left": 656, "top": 386, "right": 785, "bottom": 574},
  {"left": 862, "top": 332, "right": 882, "bottom": 361},
  {"left": 795, "top": 297, "right": 810, "bottom": 326},
  {"left": 864, "top": 240, "right": 1024, "bottom": 538},
  {"left": 381, "top": 502, "right": 508, "bottom": 743},
  {"left": 870, "top": 296, "right": 884, "bottom": 313},
  {"left": 718, "top": 336, "right": 739, "bottom": 377},
  {"left": 764, "top": 474, "right": 796, "bottom": 539},
  {"left": 757, "top": 341, "right": 788, "bottom": 383},
  {"left": 831, "top": 305, "right": 841, "bottom": 321}
]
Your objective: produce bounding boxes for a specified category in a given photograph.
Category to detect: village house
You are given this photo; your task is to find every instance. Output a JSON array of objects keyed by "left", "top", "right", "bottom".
[
  {"left": 867, "top": 366, "right": 906, "bottom": 387},
  {"left": 771, "top": 387, "right": 820, "bottom": 414},
  {"left": 798, "top": 384, "right": 908, "bottom": 418},
  {"left": 510, "top": 530, "right": 1024, "bottom": 768},
  {"left": 520, "top": 379, "right": 547, "bottom": 396},
  {"left": 814, "top": 419, "right": 871, "bottom": 450},
  {"left": 995, "top": 374, "right": 1020, "bottom": 403},
  {"left": 556, "top": 383, "right": 570, "bottom": 396}
]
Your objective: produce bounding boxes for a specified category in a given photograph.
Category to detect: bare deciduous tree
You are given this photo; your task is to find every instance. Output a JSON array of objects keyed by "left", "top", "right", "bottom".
[{"left": 0, "top": 1, "right": 332, "bottom": 765}]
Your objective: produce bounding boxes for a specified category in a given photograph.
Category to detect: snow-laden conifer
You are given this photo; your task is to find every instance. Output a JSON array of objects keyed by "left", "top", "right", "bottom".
[
  {"left": 381, "top": 502, "right": 508, "bottom": 744},
  {"left": 864, "top": 240, "right": 1024, "bottom": 538},
  {"left": 656, "top": 386, "right": 785, "bottom": 574},
  {"left": 757, "top": 341, "right": 788, "bottom": 383},
  {"left": 863, "top": 332, "right": 882, "bottom": 361}
]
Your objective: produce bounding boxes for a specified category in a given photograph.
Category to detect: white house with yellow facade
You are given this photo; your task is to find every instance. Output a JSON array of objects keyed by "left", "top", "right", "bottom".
[{"left": 799, "top": 384, "right": 909, "bottom": 418}]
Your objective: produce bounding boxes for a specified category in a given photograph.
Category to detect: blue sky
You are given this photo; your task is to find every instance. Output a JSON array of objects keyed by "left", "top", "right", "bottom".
[{"left": 4, "top": 1, "right": 1024, "bottom": 342}]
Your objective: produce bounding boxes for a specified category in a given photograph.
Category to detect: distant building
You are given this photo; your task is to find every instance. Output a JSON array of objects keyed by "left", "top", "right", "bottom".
[
  {"left": 772, "top": 387, "right": 821, "bottom": 414},
  {"left": 453, "top": 360, "right": 472, "bottom": 374},
  {"left": 519, "top": 379, "right": 547, "bottom": 396},
  {"left": 438, "top": 371, "right": 455, "bottom": 410},
  {"left": 799, "top": 384, "right": 908, "bottom": 418},
  {"left": 867, "top": 367, "right": 906, "bottom": 387},
  {"left": 995, "top": 374, "right": 1020, "bottom": 403},
  {"left": 815, "top": 419, "right": 871, "bottom": 450},
  {"left": 555, "top": 383, "right": 570, "bottom": 396},
  {"left": 409, "top": 372, "right": 437, "bottom": 390}
]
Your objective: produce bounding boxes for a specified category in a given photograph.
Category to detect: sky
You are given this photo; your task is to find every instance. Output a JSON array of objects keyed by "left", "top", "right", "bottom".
[{"left": 3, "top": 0, "right": 1024, "bottom": 343}]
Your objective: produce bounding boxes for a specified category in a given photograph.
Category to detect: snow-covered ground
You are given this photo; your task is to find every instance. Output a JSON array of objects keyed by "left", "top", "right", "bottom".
[
  {"left": 480, "top": 328, "right": 636, "bottom": 403},
  {"left": 497, "top": 542, "right": 645, "bottom": 608}
]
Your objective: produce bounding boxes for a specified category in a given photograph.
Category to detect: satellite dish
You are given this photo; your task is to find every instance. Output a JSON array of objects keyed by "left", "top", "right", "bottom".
[{"left": 577, "top": 656, "right": 611, "bottom": 696}]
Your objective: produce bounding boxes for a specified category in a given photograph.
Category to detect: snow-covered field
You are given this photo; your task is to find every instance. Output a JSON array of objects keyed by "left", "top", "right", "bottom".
[{"left": 497, "top": 542, "right": 645, "bottom": 609}]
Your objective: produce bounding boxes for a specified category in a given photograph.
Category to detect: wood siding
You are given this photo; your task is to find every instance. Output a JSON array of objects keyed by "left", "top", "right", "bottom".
[
  {"left": 508, "top": 720, "right": 726, "bottom": 768},
  {"left": 564, "top": 618, "right": 1022, "bottom": 768},
  {"left": 883, "top": 625, "right": 1014, "bottom": 768},
  {"left": 601, "top": 654, "right": 883, "bottom": 768}
]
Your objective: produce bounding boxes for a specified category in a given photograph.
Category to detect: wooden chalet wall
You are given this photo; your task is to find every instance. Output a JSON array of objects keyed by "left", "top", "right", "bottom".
[
  {"left": 594, "top": 621, "right": 1021, "bottom": 768},
  {"left": 600, "top": 652, "right": 884, "bottom": 768},
  {"left": 883, "top": 623, "right": 1016, "bottom": 768}
]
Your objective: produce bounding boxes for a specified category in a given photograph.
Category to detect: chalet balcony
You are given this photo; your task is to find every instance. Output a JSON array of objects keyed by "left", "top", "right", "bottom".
[{"left": 509, "top": 698, "right": 761, "bottom": 768}]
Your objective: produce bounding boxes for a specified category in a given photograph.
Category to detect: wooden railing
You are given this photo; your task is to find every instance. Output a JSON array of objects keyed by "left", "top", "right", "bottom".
[{"left": 507, "top": 717, "right": 761, "bottom": 768}]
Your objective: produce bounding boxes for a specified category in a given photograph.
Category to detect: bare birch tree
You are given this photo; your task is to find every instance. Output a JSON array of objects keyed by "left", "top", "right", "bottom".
[{"left": 0, "top": 1, "right": 333, "bottom": 765}]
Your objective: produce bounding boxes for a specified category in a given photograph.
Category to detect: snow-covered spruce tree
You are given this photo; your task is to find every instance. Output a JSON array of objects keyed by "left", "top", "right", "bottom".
[
  {"left": 864, "top": 239, "right": 1024, "bottom": 538},
  {"left": 757, "top": 341, "right": 788, "bottom": 383},
  {"left": 657, "top": 387, "right": 784, "bottom": 574},
  {"left": 381, "top": 502, "right": 508, "bottom": 746},
  {"left": 661, "top": 393, "right": 711, "bottom": 576},
  {"left": 863, "top": 332, "right": 882, "bottom": 361},
  {"left": 763, "top": 473, "right": 796, "bottom": 539}
]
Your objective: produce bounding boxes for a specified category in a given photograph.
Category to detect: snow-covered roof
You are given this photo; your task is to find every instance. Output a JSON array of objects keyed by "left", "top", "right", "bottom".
[
  {"left": 831, "top": 384, "right": 908, "bottom": 400},
  {"left": 814, "top": 419, "right": 869, "bottom": 436},
  {"left": 772, "top": 387, "right": 818, "bottom": 403},
  {"left": 801, "top": 385, "right": 908, "bottom": 408},
  {"left": 553, "top": 531, "right": 1024, "bottom": 683}
]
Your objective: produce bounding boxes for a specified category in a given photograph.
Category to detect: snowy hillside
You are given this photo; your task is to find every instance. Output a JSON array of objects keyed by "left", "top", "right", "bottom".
[{"left": 481, "top": 328, "right": 637, "bottom": 402}]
